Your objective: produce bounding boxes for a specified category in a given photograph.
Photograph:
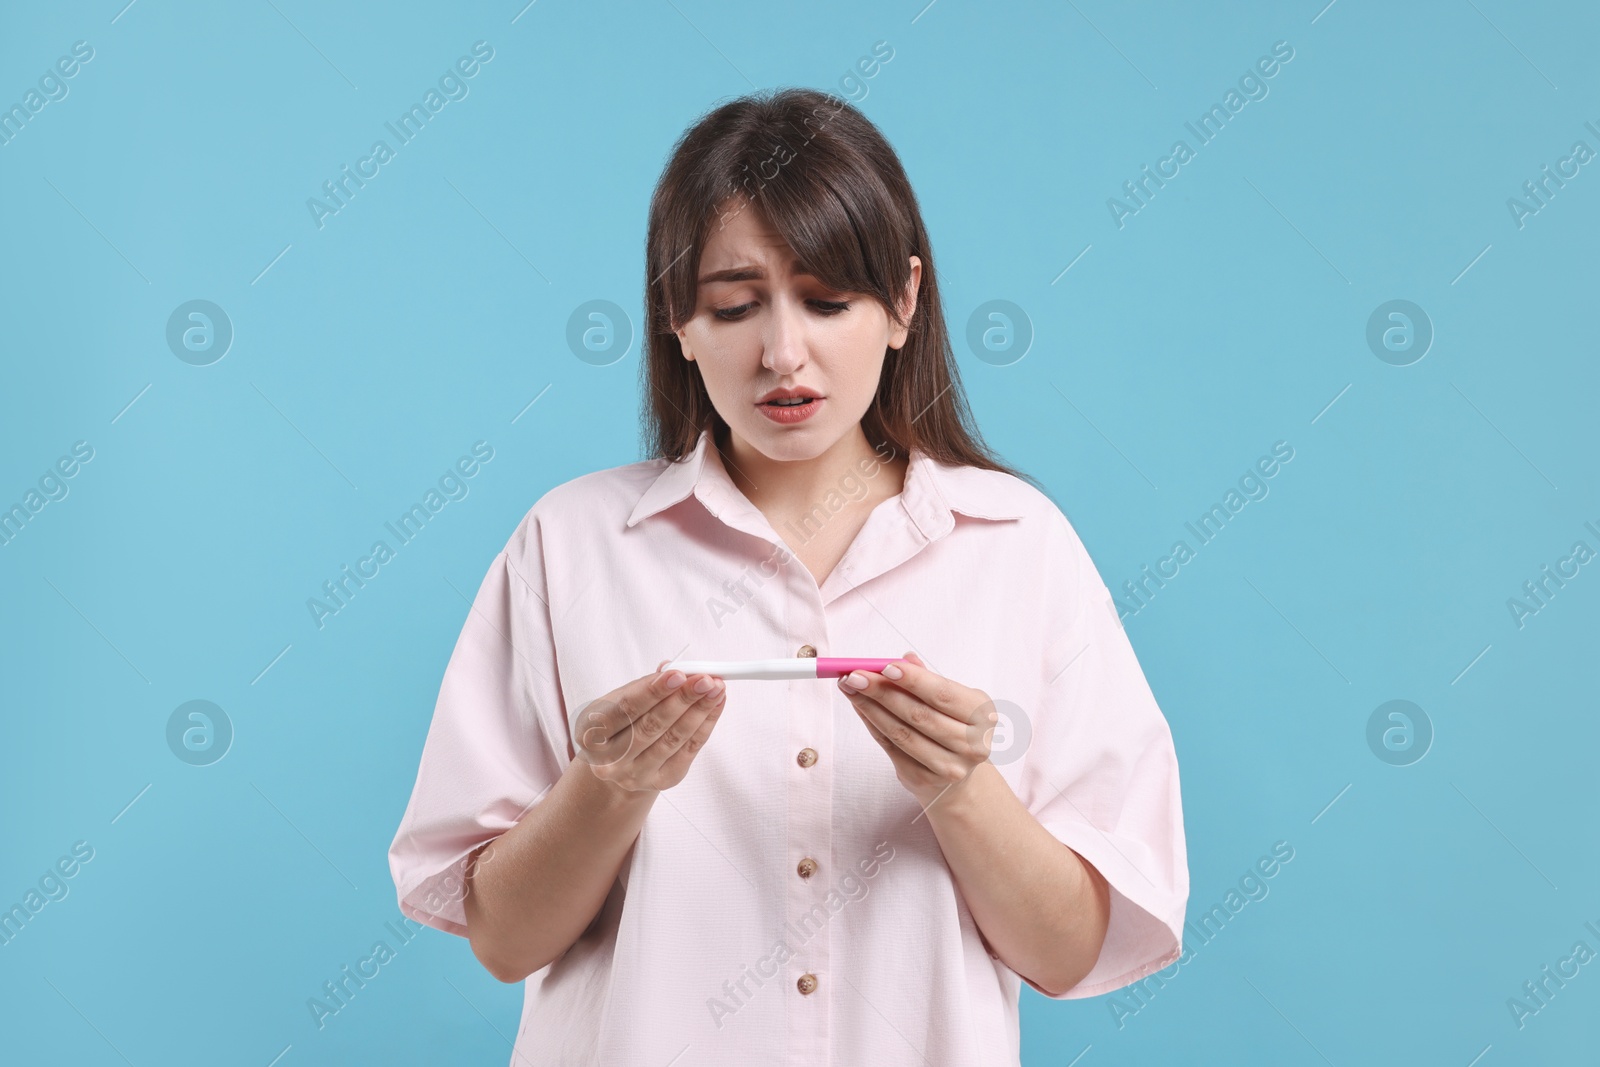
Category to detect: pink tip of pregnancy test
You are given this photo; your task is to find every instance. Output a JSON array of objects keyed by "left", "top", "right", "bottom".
[{"left": 815, "top": 657, "right": 898, "bottom": 678}]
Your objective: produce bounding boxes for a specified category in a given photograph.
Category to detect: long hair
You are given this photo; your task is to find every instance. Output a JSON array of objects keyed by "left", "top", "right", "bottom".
[{"left": 640, "top": 86, "right": 1038, "bottom": 488}]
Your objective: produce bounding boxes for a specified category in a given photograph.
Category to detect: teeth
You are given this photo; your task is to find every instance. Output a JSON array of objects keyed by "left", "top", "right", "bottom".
[{"left": 769, "top": 398, "right": 812, "bottom": 406}]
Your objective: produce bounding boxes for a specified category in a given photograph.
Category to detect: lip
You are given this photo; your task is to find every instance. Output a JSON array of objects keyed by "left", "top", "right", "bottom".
[
  {"left": 756, "top": 386, "right": 823, "bottom": 404},
  {"left": 757, "top": 395, "right": 824, "bottom": 425}
]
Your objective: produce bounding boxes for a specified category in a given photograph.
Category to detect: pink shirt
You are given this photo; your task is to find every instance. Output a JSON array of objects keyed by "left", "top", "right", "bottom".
[{"left": 388, "top": 427, "right": 1188, "bottom": 1066}]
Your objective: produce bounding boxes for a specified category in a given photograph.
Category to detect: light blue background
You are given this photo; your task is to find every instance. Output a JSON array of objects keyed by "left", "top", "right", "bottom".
[{"left": 2, "top": 1, "right": 1596, "bottom": 1064}]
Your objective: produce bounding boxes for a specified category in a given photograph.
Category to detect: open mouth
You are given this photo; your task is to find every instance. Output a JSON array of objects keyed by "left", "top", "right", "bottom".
[{"left": 757, "top": 394, "right": 824, "bottom": 423}]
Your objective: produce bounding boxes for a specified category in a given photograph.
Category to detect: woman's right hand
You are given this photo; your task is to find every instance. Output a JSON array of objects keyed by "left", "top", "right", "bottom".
[{"left": 573, "top": 661, "right": 727, "bottom": 794}]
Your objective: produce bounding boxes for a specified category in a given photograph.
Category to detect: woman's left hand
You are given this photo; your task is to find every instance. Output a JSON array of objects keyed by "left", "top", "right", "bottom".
[{"left": 839, "top": 651, "right": 999, "bottom": 810}]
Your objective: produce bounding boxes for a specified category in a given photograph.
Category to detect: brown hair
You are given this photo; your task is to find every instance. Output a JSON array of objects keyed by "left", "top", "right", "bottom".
[{"left": 640, "top": 86, "right": 1039, "bottom": 489}]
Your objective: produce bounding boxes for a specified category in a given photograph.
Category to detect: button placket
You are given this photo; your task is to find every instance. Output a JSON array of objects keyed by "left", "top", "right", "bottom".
[{"left": 785, "top": 614, "right": 832, "bottom": 1040}]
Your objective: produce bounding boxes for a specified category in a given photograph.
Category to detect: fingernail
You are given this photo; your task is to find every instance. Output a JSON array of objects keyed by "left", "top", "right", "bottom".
[
  {"left": 881, "top": 662, "right": 903, "bottom": 680},
  {"left": 665, "top": 671, "right": 686, "bottom": 689},
  {"left": 693, "top": 676, "right": 716, "bottom": 693},
  {"left": 845, "top": 671, "right": 869, "bottom": 690}
]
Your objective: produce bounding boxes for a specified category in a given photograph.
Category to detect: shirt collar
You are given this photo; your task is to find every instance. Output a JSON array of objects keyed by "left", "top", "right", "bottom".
[{"left": 625, "top": 427, "right": 1025, "bottom": 541}]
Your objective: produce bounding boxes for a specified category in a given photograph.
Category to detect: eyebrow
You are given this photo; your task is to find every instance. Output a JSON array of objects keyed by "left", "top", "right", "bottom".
[{"left": 697, "top": 260, "right": 816, "bottom": 285}]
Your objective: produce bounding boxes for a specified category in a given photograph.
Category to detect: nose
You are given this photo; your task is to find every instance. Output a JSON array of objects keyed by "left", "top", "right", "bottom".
[{"left": 761, "top": 294, "right": 809, "bottom": 377}]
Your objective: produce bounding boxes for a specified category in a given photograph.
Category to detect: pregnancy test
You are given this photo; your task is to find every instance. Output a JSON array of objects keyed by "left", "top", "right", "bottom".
[{"left": 661, "top": 657, "right": 896, "bottom": 680}]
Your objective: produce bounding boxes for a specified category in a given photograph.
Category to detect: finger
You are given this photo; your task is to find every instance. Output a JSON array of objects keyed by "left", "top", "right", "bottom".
[
  {"left": 577, "top": 672, "right": 678, "bottom": 756},
  {"left": 636, "top": 681, "right": 726, "bottom": 764},
  {"left": 653, "top": 686, "right": 729, "bottom": 780},
  {"left": 628, "top": 672, "right": 724, "bottom": 751},
  {"left": 850, "top": 699, "right": 925, "bottom": 781},
  {"left": 879, "top": 655, "right": 984, "bottom": 727},
  {"left": 848, "top": 690, "right": 948, "bottom": 769},
  {"left": 867, "top": 675, "right": 999, "bottom": 763},
  {"left": 851, "top": 696, "right": 898, "bottom": 757},
  {"left": 878, "top": 653, "right": 939, "bottom": 702},
  {"left": 840, "top": 671, "right": 972, "bottom": 752},
  {"left": 854, "top": 698, "right": 889, "bottom": 746},
  {"left": 612, "top": 668, "right": 699, "bottom": 733},
  {"left": 854, "top": 695, "right": 982, "bottom": 789},
  {"left": 580, "top": 670, "right": 711, "bottom": 766},
  {"left": 865, "top": 682, "right": 972, "bottom": 751}
]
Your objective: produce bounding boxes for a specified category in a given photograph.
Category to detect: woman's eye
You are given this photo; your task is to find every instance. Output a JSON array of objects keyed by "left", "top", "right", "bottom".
[{"left": 711, "top": 299, "right": 851, "bottom": 321}]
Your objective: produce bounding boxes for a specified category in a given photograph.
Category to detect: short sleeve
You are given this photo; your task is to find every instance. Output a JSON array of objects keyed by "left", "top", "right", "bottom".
[
  {"left": 386, "top": 517, "right": 570, "bottom": 937},
  {"left": 1013, "top": 508, "right": 1189, "bottom": 999}
]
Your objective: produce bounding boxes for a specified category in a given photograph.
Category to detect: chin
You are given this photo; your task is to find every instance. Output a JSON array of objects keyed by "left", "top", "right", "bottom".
[{"left": 737, "top": 417, "right": 837, "bottom": 462}]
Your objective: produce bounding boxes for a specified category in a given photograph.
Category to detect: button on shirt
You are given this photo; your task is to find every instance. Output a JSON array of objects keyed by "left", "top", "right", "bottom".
[{"left": 387, "top": 427, "right": 1189, "bottom": 1067}]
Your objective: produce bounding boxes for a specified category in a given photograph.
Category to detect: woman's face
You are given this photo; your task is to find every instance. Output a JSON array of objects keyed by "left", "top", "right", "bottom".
[{"left": 675, "top": 202, "right": 921, "bottom": 463}]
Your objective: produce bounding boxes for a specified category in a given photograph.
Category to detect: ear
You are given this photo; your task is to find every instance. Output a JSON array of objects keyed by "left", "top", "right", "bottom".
[
  {"left": 888, "top": 255, "right": 922, "bottom": 351},
  {"left": 676, "top": 326, "right": 694, "bottom": 362}
]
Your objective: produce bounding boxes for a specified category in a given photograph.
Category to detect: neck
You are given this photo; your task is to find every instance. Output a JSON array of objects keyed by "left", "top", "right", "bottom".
[{"left": 717, "top": 424, "right": 905, "bottom": 520}]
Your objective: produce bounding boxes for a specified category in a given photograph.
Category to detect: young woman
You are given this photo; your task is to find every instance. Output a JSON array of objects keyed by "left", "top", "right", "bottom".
[{"left": 389, "top": 87, "right": 1187, "bottom": 1066}]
